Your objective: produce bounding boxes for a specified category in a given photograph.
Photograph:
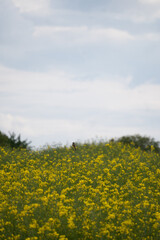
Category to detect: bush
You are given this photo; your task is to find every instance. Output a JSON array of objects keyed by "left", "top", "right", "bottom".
[
  {"left": 0, "top": 131, "right": 31, "bottom": 150},
  {"left": 0, "top": 131, "right": 10, "bottom": 147},
  {"left": 117, "top": 134, "right": 160, "bottom": 153}
]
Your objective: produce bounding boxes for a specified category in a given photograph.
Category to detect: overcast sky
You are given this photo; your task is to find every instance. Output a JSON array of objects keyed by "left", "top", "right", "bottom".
[{"left": 0, "top": 0, "right": 160, "bottom": 148}]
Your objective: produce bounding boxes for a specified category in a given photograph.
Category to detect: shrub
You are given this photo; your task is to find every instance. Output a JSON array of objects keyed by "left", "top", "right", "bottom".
[
  {"left": 117, "top": 134, "right": 160, "bottom": 153},
  {"left": 0, "top": 131, "right": 31, "bottom": 150},
  {"left": 0, "top": 131, "right": 10, "bottom": 147}
]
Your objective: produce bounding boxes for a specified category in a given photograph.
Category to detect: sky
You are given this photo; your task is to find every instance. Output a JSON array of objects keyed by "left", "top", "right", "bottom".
[{"left": 0, "top": 0, "right": 160, "bottom": 148}]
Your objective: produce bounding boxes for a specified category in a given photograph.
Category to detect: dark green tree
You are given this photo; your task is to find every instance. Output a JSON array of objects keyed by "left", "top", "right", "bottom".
[
  {"left": 0, "top": 131, "right": 31, "bottom": 150},
  {"left": 0, "top": 131, "right": 10, "bottom": 147},
  {"left": 9, "top": 132, "right": 31, "bottom": 149},
  {"left": 117, "top": 134, "right": 160, "bottom": 153}
]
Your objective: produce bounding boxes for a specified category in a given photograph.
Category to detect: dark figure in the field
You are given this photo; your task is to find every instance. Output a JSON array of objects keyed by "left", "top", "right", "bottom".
[{"left": 72, "top": 142, "right": 76, "bottom": 151}]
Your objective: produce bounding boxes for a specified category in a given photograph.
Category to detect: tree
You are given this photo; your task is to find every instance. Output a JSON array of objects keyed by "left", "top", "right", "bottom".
[
  {"left": 0, "top": 131, "right": 31, "bottom": 150},
  {"left": 0, "top": 131, "right": 10, "bottom": 147},
  {"left": 117, "top": 134, "right": 160, "bottom": 153}
]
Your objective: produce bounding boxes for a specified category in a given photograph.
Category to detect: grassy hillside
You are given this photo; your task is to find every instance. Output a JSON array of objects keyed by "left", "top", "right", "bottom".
[{"left": 0, "top": 142, "right": 160, "bottom": 239}]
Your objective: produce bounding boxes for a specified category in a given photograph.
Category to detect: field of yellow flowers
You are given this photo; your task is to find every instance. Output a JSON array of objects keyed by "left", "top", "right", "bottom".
[{"left": 0, "top": 142, "right": 160, "bottom": 240}]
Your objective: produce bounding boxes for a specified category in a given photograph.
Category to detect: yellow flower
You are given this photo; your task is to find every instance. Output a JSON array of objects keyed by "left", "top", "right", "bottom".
[
  {"left": 155, "top": 212, "right": 160, "bottom": 221},
  {"left": 107, "top": 213, "right": 115, "bottom": 220},
  {"left": 153, "top": 222, "right": 159, "bottom": 229},
  {"left": 59, "top": 235, "right": 68, "bottom": 240},
  {"left": 68, "top": 214, "right": 76, "bottom": 229},
  {"left": 25, "top": 238, "right": 38, "bottom": 240},
  {"left": 29, "top": 219, "right": 38, "bottom": 229}
]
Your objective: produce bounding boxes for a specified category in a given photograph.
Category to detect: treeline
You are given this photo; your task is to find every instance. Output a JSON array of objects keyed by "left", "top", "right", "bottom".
[
  {"left": 0, "top": 130, "right": 160, "bottom": 153},
  {"left": 0, "top": 131, "right": 31, "bottom": 150}
]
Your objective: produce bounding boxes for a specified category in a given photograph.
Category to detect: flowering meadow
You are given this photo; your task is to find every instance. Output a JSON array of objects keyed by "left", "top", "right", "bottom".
[{"left": 0, "top": 142, "right": 160, "bottom": 240}]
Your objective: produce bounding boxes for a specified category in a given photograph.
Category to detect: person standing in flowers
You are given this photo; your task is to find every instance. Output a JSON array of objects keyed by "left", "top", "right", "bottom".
[{"left": 72, "top": 142, "right": 76, "bottom": 151}]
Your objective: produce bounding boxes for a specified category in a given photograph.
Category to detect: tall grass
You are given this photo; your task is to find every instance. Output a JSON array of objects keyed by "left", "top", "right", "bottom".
[{"left": 0, "top": 142, "right": 159, "bottom": 239}]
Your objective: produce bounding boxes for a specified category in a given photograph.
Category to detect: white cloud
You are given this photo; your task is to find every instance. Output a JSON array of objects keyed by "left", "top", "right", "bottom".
[
  {"left": 1, "top": 64, "right": 160, "bottom": 112},
  {"left": 1, "top": 112, "right": 160, "bottom": 147},
  {"left": 136, "top": 0, "right": 160, "bottom": 22},
  {"left": 143, "top": 32, "right": 160, "bottom": 41},
  {"left": 111, "top": 0, "right": 160, "bottom": 23},
  {"left": 112, "top": 11, "right": 160, "bottom": 23},
  {"left": 113, "top": 12, "right": 149, "bottom": 23},
  {"left": 1, "top": 65, "right": 160, "bottom": 146},
  {"left": 0, "top": 113, "right": 31, "bottom": 135},
  {"left": 33, "top": 26, "right": 134, "bottom": 44},
  {"left": 1, "top": 1, "right": 160, "bottom": 147},
  {"left": 131, "top": 32, "right": 160, "bottom": 41},
  {"left": 11, "top": 0, "right": 51, "bottom": 15},
  {"left": 139, "top": 0, "right": 160, "bottom": 5}
]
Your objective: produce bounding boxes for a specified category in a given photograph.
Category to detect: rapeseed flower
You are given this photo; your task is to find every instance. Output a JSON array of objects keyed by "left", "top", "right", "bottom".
[{"left": 0, "top": 143, "right": 159, "bottom": 239}]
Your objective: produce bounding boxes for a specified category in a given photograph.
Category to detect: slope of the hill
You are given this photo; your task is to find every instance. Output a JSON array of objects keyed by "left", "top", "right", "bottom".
[{"left": 0, "top": 142, "right": 160, "bottom": 239}]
